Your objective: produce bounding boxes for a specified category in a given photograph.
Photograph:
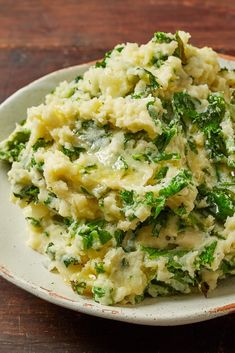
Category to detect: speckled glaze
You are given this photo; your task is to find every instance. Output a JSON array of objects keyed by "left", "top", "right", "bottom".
[{"left": 1, "top": 56, "right": 235, "bottom": 326}]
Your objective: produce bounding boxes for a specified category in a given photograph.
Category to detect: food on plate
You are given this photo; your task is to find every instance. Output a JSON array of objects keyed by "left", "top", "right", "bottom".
[{"left": 1, "top": 31, "right": 235, "bottom": 305}]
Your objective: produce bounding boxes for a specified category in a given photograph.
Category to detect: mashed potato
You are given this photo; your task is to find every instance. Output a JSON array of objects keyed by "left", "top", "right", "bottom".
[{"left": 1, "top": 31, "right": 235, "bottom": 305}]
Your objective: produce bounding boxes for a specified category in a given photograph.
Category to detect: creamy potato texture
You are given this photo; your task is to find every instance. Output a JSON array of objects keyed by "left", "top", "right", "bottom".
[{"left": 1, "top": 31, "right": 235, "bottom": 305}]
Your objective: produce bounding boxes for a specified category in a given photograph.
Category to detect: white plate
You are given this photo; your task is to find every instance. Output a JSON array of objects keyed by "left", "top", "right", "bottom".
[{"left": 1, "top": 57, "right": 235, "bottom": 326}]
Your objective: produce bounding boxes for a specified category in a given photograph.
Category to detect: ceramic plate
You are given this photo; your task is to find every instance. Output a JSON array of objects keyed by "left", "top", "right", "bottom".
[{"left": 1, "top": 56, "right": 235, "bottom": 326}]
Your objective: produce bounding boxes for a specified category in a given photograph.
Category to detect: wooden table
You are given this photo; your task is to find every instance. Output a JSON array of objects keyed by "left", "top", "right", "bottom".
[{"left": 0, "top": 1, "right": 235, "bottom": 352}]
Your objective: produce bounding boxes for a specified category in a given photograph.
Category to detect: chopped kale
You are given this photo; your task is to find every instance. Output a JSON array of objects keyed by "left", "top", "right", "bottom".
[
  {"left": 74, "top": 220, "right": 112, "bottom": 250},
  {"left": 194, "top": 94, "right": 227, "bottom": 161},
  {"left": 220, "top": 259, "right": 235, "bottom": 274},
  {"left": 13, "top": 185, "right": 39, "bottom": 203},
  {"left": 146, "top": 101, "right": 158, "bottom": 120},
  {"left": 142, "top": 246, "right": 187, "bottom": 260},
  {"left": 61, "top": 145, "right": 85, "bottom": 161},
  {"left": 150, "top": 209, "right": 171, "bottom": 236},
  {"left": 64, "top": 217, "right": 74, "bottom": 226},
  {"left": 151, "top": 52, "right": 168, "bottom": 68},
  {"left": 154, "top": 32, "right": 173, "bottom": 43},
  {"left": 198, "top": 184, "right": 235, "bottom": 221},
  {"left": 172, "top": 92, "right": 198, "bottom": 127},
  {"left": 63, "top": 256, "right": 80, "bottom": 268},
  {"left": 148, "top": 280, "right": 179, "bottom": 296},
  {"left": 98, "top": 229, "right": 112, "bottom": 245},
  {"left": 143, "top": 69, "right": 160, "bottom": 90},
  {"left": 95, "top": 60, "right": 107, "bottom": 69},
  {"left": 26, "top": 217, "right": 41, "bottom": 227},
  {"left": 92, "top": 286, "right": 106, "bottom": 299},
  {"left": 45, "top": 242, "right": 56, "bottom": 261},
  {"left": 198, "top": 241, "right": 217, "bottom": 267},
  {"left": 144, "top": 191, "right": 155, "bottom": 205},
  {"left": 52, "top": 214, "right": 73, "bottom": 226},
  {"left": 120, "top": 190, "right": 139, "bottom": 219},
  {"left": 155, "top": 166, "right": 169, "bottom": 180},
  {"left": 0, "top": 129, "right": 30, "bottom": 162},
  {"left": 204, "top": 126, "right": 227, "bottom": 162},
  {"left": 167, "top": 256, "right": 195, "bottom": 286},
  {"left": 120, "top": 190, "right": 135, "bottom": 205},
  {"left": 200, "top": 94, "right": 226, "bottom": 129},
  {"left": 30, "top": 157, "right": 44, "bottom": 172},
  {"left": 114, "top": 229, "right": 125, "bottom": 247},
  {"left": 83, "top": 232, "right": 94, "bottom": 250},
  {"left": 74, "top": 75, "right": 83, "bottom": 83},
  {"left": 132, "top": 151, "right": 180, "bottom": 163},
  {"left": 145, "top": 192, "right": 166, "bottom": 219},
  {"left": 71, "top": 281, "right": 86, "bottom": 294},
  {"left": 32, "top": 138, "right": 52, "bottom": 151},
  {"left": 150, "top": 152, "right": 181, "bottom": 163},
  {"left": 173, "top": 205, "right": 187, "bottom": 217},
  {"left": 82, "top": 164, "right": 97, "bottom": 174},
  {"left": 206, "top": 189, "right": 235, "bottom": 221},
  {"left": 95, "top": 50, "right": 113, "bottom": 68},
  {"left": 116, "top": 46, "right": 124, "bottom": 53},
  {"left": 134, "top": 294, "right": 145, "bottom": 304},
  {"left": 95, "top": 262, "right": 105, "bottom": 274},
  {"left": 160, "top": 170, "right": 192, "bottom": 198},
  {"left": 154, "top": 126, "right": 177, "bottom": 152},
  {"left": 151, "top": 196, "right": 166, "bottom": 219},
  {"left": 132, "top": 151, "right": 181, "bottom": 163}
]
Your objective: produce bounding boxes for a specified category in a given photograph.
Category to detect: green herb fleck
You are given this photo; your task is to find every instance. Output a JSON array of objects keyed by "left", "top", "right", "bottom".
[
  {"left": 0, "top": 130, "right": 30, "bottom": 162},
  {"left": 63, "top": 256, "right": 79, "bottom": 268},
  {"left": 147, "top": 101, "right": 158, "bottom": 120},
  {"left": 26, "top": 217, "right": 41, "bottom": 227},
  {"left": 74, "top": 75, "right": 83, "bottom": 83},
  {"left": 198, "top": 241, "right": 217, "bottom": 267},
  {"left": 95, "top": 262, "right": 105, "bottom": 274},
  {"left": 32, "top": 138, "right": 52, "bottom": 151},
  {"left": 155, "top": 166, "right": 169, "bottom": 180},
  {"left": 160, "top": 170, "right": 192, "bottom": 198},
  {"left": 114, "top": 229, "right": 125, "bottom": 247},
  {"left": 13, "top": 185, "right": 39, "bottom": 203},
  {"left": 71, "top": 281, "right": 86, "bottom": 294},
  {"left": 154, "top": 32, "right": 173, "bottom": 43},
  {"left": 143, "top": 69, "right": 160, "bottom": 90},
  {"left": 154, "top": 126, "right": 177, "bottom": 152},
  {"left": 45, "top": 242, "right": 56, "bottom": 261},
  {"left": 92, "top": 286, "right": 106, "bottom": 299},
  {"left": 61, "top": 145, "right": 85, "bottom": 161}
]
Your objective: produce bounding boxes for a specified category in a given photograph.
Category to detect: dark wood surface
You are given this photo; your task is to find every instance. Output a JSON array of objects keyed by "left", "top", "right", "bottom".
[{"left": 0, "top": 1, "right": 235, "bottom": 352}]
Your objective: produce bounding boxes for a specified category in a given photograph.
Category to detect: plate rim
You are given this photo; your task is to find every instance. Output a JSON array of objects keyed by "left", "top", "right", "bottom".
[{"left": 1, "top": 53, "right": 235, "bottom": 326}]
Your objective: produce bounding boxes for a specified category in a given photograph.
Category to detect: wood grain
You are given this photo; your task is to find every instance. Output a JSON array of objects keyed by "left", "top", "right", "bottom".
[
  {"left": 0, "top": 0, "right": 234, "bottom": 51},
  {"left": 0, "top": 0, "right": 235, "bottom": 352}
]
